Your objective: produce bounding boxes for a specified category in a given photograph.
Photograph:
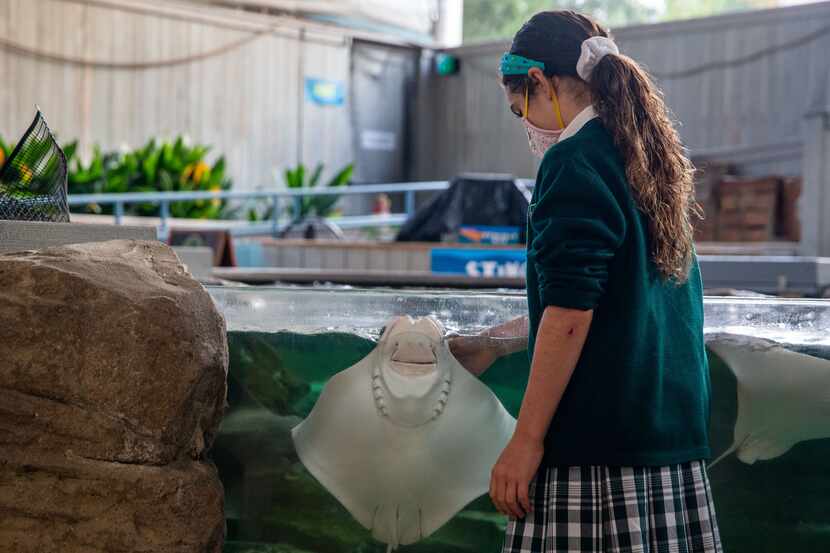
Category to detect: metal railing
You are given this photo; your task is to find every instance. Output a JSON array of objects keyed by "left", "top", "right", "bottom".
[{"left": 67, "top": 181, "right": 452, "bottom": 239}]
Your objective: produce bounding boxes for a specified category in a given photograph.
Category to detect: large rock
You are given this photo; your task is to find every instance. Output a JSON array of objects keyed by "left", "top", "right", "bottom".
[{"left": 0, "top": 240, "right": 228, "bottom": 553}]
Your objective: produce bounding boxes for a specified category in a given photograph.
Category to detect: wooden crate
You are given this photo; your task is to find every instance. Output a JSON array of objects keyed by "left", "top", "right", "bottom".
[
  {"left": 691, "top": 161, "right": 733, "bottom": 242},
  {"left": 694, "top": 205, "right": 717, "bottom": 242},
  {"left": 716, "top": 227, "right": 775, "bottom": 242},
  {"left": 716, "top": 177, "right": 779, "bottom": 241},
  {"left": 777, "top": 177, "right": 802, "bottom": 241}
]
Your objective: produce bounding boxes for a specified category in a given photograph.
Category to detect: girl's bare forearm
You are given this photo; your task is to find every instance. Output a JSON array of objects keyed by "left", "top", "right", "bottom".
[
  {"left": 482, "top": 316, "right": 529, "bottom": 355},
  {"left": 514, "top": 307, "right": 592, "bottom": 443}
]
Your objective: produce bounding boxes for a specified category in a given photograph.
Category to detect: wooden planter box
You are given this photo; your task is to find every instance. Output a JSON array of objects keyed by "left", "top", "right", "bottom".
[{"left": 246, "top": 238, "right": 523, "bottom": 272}]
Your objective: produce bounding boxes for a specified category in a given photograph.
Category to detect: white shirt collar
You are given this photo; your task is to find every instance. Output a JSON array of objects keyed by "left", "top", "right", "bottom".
[{"left": 558, "top": 105, "right": 598, "bottom": 143}]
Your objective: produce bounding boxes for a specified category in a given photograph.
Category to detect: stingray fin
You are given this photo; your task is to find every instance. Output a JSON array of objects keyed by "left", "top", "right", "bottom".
[
  {"left": 708, "top": 443, "right": 738, "bottom": 469},
  {"left": 710, "top": 433, "right": 798, "bottom": 468},
  {"left": 708, "top": 435, "right": 748, "bottom": 469},
  {"left": 736, "top": 436, "right": 796, "bottom": 464}
]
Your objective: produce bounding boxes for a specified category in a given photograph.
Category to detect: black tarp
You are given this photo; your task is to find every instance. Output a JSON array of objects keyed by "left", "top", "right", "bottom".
[{"left": 396, "top": 174, "right": 530, "bottom": 243}]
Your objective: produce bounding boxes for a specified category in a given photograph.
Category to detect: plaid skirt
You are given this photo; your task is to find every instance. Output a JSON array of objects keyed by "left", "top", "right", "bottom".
[{"left": 501, "top": 461, "right": 722, "bottom": 553}]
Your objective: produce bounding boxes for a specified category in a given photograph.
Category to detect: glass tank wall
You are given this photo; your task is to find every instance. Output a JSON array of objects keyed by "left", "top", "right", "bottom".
[{"left": 208, "top": 286, "right": 830, "bottom": 553}]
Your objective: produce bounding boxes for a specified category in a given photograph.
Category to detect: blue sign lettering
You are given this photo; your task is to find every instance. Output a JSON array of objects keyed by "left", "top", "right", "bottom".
[{"left": 431, "top": 248, "right": 526, "bottom": 277}]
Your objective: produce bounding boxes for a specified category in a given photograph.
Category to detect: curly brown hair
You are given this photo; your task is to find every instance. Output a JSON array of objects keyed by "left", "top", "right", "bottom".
[{"left": 503, "top": 11, "right": 699, "bottom": 282}]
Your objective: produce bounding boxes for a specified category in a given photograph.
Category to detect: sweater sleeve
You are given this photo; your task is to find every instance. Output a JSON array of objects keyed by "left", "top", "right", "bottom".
[{"left": 528, "top": 159, "right": 626, "bottom": 311}]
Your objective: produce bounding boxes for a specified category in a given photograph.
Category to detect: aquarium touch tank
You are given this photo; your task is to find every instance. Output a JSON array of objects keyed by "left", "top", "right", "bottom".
[{"left": 208, "top": 287, "right": 830, "bottom": 553}]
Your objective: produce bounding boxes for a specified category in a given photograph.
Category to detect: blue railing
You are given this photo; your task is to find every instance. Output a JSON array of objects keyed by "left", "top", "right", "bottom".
[{"left": 67, "top": 181, "right": 452, "bottom": 239}]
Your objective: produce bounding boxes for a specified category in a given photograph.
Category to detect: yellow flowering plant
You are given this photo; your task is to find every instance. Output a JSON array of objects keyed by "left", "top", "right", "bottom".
[
  {"left": 68, "top": 137, "right": 232, "bottom": 219},
  {"left": 0, "top": 134, "right": 232, "bottom": 220}
]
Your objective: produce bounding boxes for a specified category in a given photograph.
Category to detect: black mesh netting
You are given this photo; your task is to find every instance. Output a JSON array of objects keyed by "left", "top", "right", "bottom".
[{"left": 0, "top": 110, "right": 69, "bottom": 222}]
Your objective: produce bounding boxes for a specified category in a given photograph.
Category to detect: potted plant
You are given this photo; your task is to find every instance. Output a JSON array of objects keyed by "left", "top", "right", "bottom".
[{"left": 244, "top": 162, "right": 354, "bottom": 239}]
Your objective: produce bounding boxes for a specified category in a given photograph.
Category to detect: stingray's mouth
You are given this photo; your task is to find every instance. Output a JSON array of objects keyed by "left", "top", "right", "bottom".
[
  {"left": 391, "top": 357, "right": 436, "bottom": 366},
  {"left": 392, "top": 359, "right": 435, "bottom": 367},
  {"left": 390, "top": 345, "right": 437, "bottom": 376},
  {"left": 389, "top": 360, "right": 437, "bottom": 376},
  {"left": 391, "top": 345, "right": 436, "bottom": 363}
]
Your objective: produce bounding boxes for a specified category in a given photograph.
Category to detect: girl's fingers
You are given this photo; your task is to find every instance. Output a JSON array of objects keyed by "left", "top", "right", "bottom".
[
  {"left": 518, "top": 480, "right": 532, "bottom": 515},
  {"left": 505, "top": 479, "right": 524, "bottom": 519},
  {"left": 498, "top": 478, "right": 510, "bottom": 517},
  {"left": 490, "top": 472, "right": 504, "bottom": 515}
]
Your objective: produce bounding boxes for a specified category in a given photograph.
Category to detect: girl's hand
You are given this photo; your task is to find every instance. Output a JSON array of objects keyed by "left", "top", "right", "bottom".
[
  {"left": 447, "top": 334, "right": 501, "bottom": 376},
  {"left": 489, "top": 433, "right": 544, "bottom": 519}
]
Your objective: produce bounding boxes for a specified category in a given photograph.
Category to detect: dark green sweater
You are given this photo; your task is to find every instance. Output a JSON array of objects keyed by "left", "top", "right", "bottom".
[{"left": 526, "top": 118, "right": 710, "bottom": 467}]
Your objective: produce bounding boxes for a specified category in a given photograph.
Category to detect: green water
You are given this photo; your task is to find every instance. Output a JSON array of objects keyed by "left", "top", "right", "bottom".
[{"left": 214, "top": 331, "right": 830, "bottom": 553}]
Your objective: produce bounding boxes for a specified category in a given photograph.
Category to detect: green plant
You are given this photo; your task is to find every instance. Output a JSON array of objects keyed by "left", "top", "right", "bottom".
[
  {"left": 1, "top": 134, "right": 233, "bottom": 220},
  {"left": 66, "top": 144, "right": 121, "bottom": 204},
  {"left": 72, "top": 138, "right": 231, "bottom": 219},
  {"left": 243, "top": 162, "right": 354, "bottom": 223},
  {"left": 0, "top": 137, "right": 10, "bottom": 165},
  {"left": 285, "top": 162, "right": 353, "bottom": 220}
]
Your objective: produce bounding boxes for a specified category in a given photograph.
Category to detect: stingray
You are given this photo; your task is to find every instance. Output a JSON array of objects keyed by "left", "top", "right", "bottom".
[
  {"left": 707, "top": 332, "right": 830, "bottom": 468},
  {"left": 291, "top": 315, "right": 517, "bottom": 551}
]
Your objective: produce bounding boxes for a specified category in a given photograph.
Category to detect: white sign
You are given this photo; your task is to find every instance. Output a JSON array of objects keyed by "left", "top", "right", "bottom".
[{"left": 360, "top": 129, "right": 397, "bottom": 152}]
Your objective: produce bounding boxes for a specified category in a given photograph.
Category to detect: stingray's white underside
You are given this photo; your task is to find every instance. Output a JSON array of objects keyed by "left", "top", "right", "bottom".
[
  {"left": 708, "top": 334, "right": 830, "bottom": 467},
  {"left": 291, "top": 317, "right": 516, "bottom": 549}
]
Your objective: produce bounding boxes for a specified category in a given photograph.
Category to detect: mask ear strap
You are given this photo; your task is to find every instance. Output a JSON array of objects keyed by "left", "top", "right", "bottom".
[
  {"left": 551, "top": 85, "right": 565, "bottom": 129},
  {"left": 523, "top": 84, "right": 529, "bottom": 120}
]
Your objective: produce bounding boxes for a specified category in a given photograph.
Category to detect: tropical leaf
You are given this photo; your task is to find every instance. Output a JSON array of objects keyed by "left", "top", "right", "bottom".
[
  {"left": 62, "top": 141, "right": 78, "bottom": 163},
  {"left": 326, "top": 163, "right": 354, "bottom": 188},
  {"left": 284, "top": 166, "right": 301, "bottom": 189},
  {"left": 309, "top": 163, "right": 324, "bottom": 188}
]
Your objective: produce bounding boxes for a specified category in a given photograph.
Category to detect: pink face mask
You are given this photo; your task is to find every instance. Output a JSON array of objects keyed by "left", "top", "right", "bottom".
[
  {"left": 523, "top": 119, "right": 563, "bottom": 159},
  {"left": 522, "top": 85, "right": 566, "bottom": 159}
]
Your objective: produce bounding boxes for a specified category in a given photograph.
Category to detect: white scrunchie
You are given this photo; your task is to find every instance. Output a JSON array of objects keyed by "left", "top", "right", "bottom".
[{"left": 576, "top": 36, "right": 619, "bottom": 81}]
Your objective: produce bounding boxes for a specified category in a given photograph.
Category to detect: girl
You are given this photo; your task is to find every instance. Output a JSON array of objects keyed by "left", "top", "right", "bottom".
[{"left": 450, "top": 10, "right": 721, "bottom": 553}]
